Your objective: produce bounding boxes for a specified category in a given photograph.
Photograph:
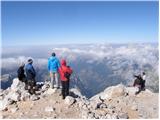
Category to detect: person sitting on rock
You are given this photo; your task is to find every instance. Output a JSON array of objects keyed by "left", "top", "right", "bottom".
[
  {"left": 133, "top": 74, "right": 143, "bottom": 95},
  {"left": 25, "top": 59, "right": 36, "bottom": 95},
  {"left": 59, "top": 59, "right": 73, "bottom": 99},
  {"left": 17, "top": 62, "right": 26, "bottom": 83}
]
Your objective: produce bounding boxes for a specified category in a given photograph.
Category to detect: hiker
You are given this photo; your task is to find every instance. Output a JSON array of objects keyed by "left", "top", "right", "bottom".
[
  {"left": 25, "top": 59, "right": 36, "bottom": 94},
  {"left": 59, "top": 59, "right": 73, "bottom": 99},
  {"left": 48, "top": 52, "right": 61, "bottom": 89},
  {"left": 133, "top": 74, "right": 143, "bottom": 95},
  {"left": 17, "top": 62, "right": 26, "bottom": 83},
  {"left": 141, "top": 72, "right": 146, "bottom": 91}
]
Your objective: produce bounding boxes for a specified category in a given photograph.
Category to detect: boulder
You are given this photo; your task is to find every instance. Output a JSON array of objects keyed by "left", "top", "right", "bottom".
[
  {"left": 11, "top": 78, "right": 25, "bottom": 92},
  {"left": 8, "top": 92, "right": 20, "bottom": 101},
  {"left": 91, "top": 84, "right": 126, "bottom": 101},
  {"left": 0, "top": 99, "right": 8, "bottom": 111},
  {"left": 109, "top": 84, "right": 126, "bottom": 98},
  {"left": 125, "top": 87, "right": 138, "bottom": 96},
  {"left": 65, "top": 96, "right": 75, "bottom": 106}
]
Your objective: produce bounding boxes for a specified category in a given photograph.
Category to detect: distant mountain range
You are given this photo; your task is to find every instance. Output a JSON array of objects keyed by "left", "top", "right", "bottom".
[{"left": 1, "top": 43, "right": 159, "bottom": 97}]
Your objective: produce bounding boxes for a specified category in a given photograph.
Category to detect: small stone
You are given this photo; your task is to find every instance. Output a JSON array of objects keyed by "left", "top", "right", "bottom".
[
  {"left": 30, "top": 95, "right": 40, "bottom": 101},
  {"left": 45, "top": 106, "right": 55, "bottom": 112},
  {"left": 44, "top": 88, "right": 56, "bottom": 95},
  {"left": 10, "top": 107, "right": 19, "bottom": 113},
  {"left": 131, "top": 104, "right": 138, "bottom": 111},
  {"left": 96, "top": 103, "right": 107, "bottom": 109},
  {"left": 118, "top": 113, "right": 129, "bottom": 119}
]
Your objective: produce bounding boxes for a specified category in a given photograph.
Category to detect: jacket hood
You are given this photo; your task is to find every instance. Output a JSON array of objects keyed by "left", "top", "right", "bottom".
[
  {"left": 50, "top": 56, "right": 56, "bottom": 61},
  {"left": 61, "top": 59, "right": 66, "bottom": 66}
]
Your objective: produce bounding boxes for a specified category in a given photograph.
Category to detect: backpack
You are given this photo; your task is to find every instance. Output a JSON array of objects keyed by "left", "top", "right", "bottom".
[{"left": 64, "top": 72, "right": 71, "bottom": 80}]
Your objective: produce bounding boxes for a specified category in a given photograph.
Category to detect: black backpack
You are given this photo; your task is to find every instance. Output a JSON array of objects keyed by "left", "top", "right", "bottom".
[{"left": 64, "top": 72, "right": 71, "bottom": 80}]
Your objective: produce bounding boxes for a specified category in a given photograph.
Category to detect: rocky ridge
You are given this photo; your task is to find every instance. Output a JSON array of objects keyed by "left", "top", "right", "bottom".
[{"left": 0, "top": 78, "right": 159, "bottom": 119}]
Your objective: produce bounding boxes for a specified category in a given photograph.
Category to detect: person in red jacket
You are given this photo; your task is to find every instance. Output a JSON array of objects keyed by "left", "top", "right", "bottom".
[{"left": 59, "top": 59, "right": 73, "bottom": 99}]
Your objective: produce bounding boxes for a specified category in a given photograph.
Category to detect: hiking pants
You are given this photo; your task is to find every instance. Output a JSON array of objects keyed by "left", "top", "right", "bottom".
[
  {"left": 27, "top": 79, "right": 36, "bottom": 95},
  {"left": 141, "top": 80, "right": 146, "bottom": 90},
  {"left": 50, "top": 72, "right": 60, "bottom": 88},
  {"left": 61, "top": 80, "right": 69, "bottom": 99}
]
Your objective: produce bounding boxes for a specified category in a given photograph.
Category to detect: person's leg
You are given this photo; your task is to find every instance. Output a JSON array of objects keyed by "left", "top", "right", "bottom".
[
  {"left": 66, "top": 80, "right": 69, "bottom": 96},
  {"left": 50, "top": 72, "right": 54, "bottom": 88},
  {"left": 61, "top": 81, "right": 65, "bottom": 99},
  {"left": 135, "top": 85, "right": 141, "bottom": 95},
  {"left": 27, "top": 80, "right": 32, "bottom": 94},
  {"left": 141, "top": 80, "right": 145, "bottom": 90},
  {"left": 54, "top": 72, "right": 59, "bottom": 88}
]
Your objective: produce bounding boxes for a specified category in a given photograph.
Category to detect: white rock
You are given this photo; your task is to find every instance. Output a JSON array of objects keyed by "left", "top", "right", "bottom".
[
  {"left": 11, "top": 78, "right": 25, "bottom": 92},
  {"left": 20, "top": 91, "right": 30, "bottom": 101},
  {"left": 30, "top": 95, "right": 39, "bottom": 101},
  {"left": 65, "top": 96, "right": 75, "bottom": 105},
  {"left": 118, "top": 113, "right": 129, "bottom": 119},
  {"left": 91, "top": 84, "right": 126, "bottom": 101},
  {"left": 8, "top": 92, "right": 20, "bottom": 101},
  {"left": 126, "top": 87, "right": 137, "bottom": 96},
  {"left": 131, "top": 104, "right": 138, "bottom": 111},
  {"left": 44, "top": 88, "right": 56, "bottom": 95},
  {"left": 45, "top": 106, "right": 55, "bottom": 112},
  {"left": 10, "top": 107, "right": 19, "bottom": 113}
]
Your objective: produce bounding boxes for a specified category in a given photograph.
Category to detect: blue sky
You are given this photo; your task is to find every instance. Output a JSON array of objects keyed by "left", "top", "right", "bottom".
[{"left": 1, "top": 1, "right": 158, "bottom": 46}]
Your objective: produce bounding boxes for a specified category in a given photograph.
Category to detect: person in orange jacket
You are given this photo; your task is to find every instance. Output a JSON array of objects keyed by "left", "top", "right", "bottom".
[{"left": 59, "top": 59, "right": 73, "bottom": 99}]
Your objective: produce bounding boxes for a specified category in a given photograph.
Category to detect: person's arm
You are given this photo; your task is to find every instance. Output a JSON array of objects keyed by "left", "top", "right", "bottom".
[
  {"left": 29, "top": 66, "right": 36, "bottom": 77},
  {"left": 48, "top": 59, "right": 50, "bottom": 71},
  {"left": 57, "top": 59, "right": 61, "bottom": 69},
  {"left": 67, "top": 66, "right": 73, "bottom": 74}
]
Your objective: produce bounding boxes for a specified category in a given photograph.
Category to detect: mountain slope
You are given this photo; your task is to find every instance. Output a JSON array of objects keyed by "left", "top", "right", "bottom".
[{"left": 0, "top": 78, "right": 159, "bottom": 119}]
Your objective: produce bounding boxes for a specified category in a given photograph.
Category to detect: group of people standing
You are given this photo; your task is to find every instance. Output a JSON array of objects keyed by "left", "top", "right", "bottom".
[{"left": 17, "top": 52, "right": 72, "bottom": 99}]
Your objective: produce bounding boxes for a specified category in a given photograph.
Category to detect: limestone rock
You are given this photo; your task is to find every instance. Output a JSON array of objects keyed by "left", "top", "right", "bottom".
[
  {"left": 44, "top": 88, "right": 56, "bottom": 95},
  {"left": 118, "top": 113, "right": 129, "bottom": 119},
  {"left": 45, "top": 106, "right": 55, "bottom": 112},
  {"left": 30, "top": 95, "right": 40, "bottom": 101},
  {"left": 65, "top": 96, "right": 75, "bottom": 106}
]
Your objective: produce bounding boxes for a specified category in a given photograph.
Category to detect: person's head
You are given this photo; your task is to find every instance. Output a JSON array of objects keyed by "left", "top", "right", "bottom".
[
  {"left": 138, "top": 74, "right": 141, "bottom": 78},
  {"left": 61, "top": 59, "right": 66, "bottom": 66},
  {"left": 19, "top": 62, "right": 25, "bottom": 67},
  {"left": 28, "top": 59, "right": 33, "bottom": 64},
  {"left": 142, "top": 72, "right": 145, "bottom": 75},
  {"left": 52, "top": 52, "right": 56, "bottom": 57}
]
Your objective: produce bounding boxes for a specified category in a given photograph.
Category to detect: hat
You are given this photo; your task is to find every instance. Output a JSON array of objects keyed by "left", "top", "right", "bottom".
[
  {"left": 52, "top": 52, "right": 56, "bottom": 56},
  {"left": 28, "top": 59, "right": 33, "bottom": 63}
]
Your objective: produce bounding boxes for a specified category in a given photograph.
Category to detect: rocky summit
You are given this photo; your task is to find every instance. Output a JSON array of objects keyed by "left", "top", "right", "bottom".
[{"left": 0, "top": 78, "right": 159, "bottom": 119}]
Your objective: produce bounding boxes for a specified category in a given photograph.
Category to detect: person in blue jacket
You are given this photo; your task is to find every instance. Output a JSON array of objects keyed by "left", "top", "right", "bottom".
[
  {"left": 25, "top": 59, "right": 36, "bottom": 94},
  {"left": 48, "top": 52, "right": 61, "bottom": 89}
]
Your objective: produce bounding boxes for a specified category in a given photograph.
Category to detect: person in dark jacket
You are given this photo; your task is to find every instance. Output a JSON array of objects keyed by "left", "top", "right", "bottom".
[
  {"left": 17, "top": 62, "right": 26, "bottom": 83},
  {"left": 25, "top": 59, "right": 36, "bottom": 94},
  {"left": 133, "top": 74, "right": 143, "bottom": 95},
  {"left": 59, "top": 59, "right": 73, "bottom": 99}
]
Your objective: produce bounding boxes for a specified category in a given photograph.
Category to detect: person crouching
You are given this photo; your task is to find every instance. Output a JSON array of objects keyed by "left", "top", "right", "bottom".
[{"left": 59, "top": 59, "right": 73, "bottom": 99}]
